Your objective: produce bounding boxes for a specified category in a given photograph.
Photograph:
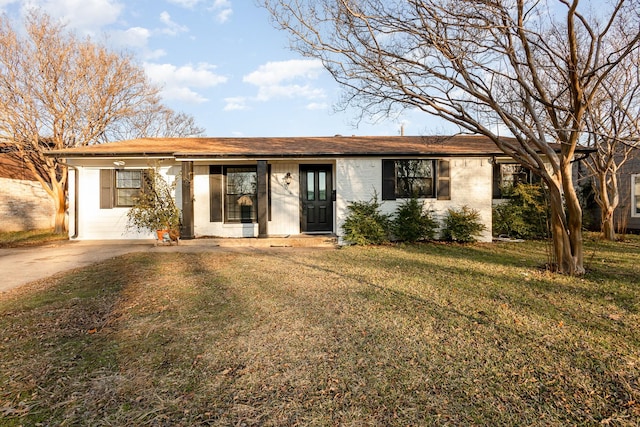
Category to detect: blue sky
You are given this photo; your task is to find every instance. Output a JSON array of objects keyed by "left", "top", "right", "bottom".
[{"left": 0, "top": 0, "right": 455, "bottom": 137}]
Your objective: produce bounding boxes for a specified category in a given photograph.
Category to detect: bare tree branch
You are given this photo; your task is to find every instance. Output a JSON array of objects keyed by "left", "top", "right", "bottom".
[
  {"left": 0, "top": 11, "right": 205, "bottom": 232},
  {"left": 264, "top": 0, "right": 640, "bottom": 274}
]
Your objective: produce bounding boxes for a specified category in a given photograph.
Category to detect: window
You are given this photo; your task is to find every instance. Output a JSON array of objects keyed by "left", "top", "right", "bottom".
[
  {"left": 225, "top": 166, "right": 257, "bottom": 223},
  {"left": 633, "top": 175, "right": 640, "bottom": 217},
  {"left": 382, "top": 159, "right": 436, "bottom": 199},
  {"left": 115, "top": 169, "right": 144, "bottom": 207},
  {"left": 492, "top": 163, "right": 534, "bottom": 199},
  {"left": 500, "top": 164, "right": 529, "bottom": 188}
]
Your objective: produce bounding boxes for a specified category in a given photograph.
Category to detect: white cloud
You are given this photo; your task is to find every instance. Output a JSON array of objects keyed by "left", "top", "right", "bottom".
[
  {"left": 256, "top": 84, "right": 325, "bottom": 102},
  {"left": 144, "top": 49, "right": 167, "bottom": 60},
  {"left": 166, "top": 0, "right": 200, "bottom": 7},
  {"left": 144, "top": 62, "right": 228, "bottom": 104},
  {"left": 164, "top": 0, "right": 232, "bottom": 23},
  {"left": 21, "top": 0, "right": 123, "bottom": 34},
  {"left": 243, "top": 59, "right": 324, "bottom": 86},
  {"left": 108, "top": 27, "right": 166, "bottom": 61},
  {"left": 162, "top": 86, "right": 208, "bottom": 104},
  {"left": 210, "top": 0, "right": 232, "bottom": 23},
  {"left": 223, "top": 97, "right": 249, "bottom": 111},
  {"left": 109, "top": 26, "right": 150, "bottom": 49},
  {"left": 306, "top": 102, "right": 328, "bottom": 111},
  {"left": 215, "top": 7, "right": 232, "bottom": 23},
  {"left": 159, "top": 11, "right": 188, "bottom": 36},
  {"left": 238, "top": 59, "right": 327, "bottom": 107},
  {"left": 0, "top": 0, "right": 18, "bottom": 10}
]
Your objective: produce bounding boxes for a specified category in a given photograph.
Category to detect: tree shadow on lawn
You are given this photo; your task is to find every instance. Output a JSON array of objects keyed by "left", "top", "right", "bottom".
[
  {"left": 389, "top": 241, "right": 639, "bottom": 316},
  {"left": 257, "top": 249, "right": 640, "bottom": 425},
  {"left": 2, "top": 246, "right": 639, "bottom": 426},
  {"left": 0, "top": 251, "right": 252, "bottom": 426},
  {"left": 263, "top": 243, "right": 638, "bottom": 346}
]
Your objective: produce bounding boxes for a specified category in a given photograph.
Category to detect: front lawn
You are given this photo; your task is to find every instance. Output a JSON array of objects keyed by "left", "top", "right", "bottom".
[
  {"left": 0, "top": 229, "right": 67, "bottom": 248},
  {"left": 0, "top": 236, "right": 638, "bottom": 425}
]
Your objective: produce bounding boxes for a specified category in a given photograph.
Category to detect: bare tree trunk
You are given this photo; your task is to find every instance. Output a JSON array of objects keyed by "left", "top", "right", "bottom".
[
  {"left": 593, "top": 169, "right": 621, "bottom": 241},
  {"left": 0, "top": 12, "right": 202, "bottom": 237},
  {"left": 546, "top": 173, "right": 584, "bottom": 275},
  {"left": 52, "top": 181, "right": 67, "bottom": 234},
  {"left": 263, "top": 0, "right": 639, "bottom": 276},
  {"left": 562, "top": 164, "right": 585, "bottom": 274},
  {"left": 597, "top": 173, "right": 616, "bottom": 241}
]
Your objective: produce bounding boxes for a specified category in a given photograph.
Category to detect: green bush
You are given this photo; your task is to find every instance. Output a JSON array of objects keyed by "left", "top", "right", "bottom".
[
  {"left": 392, "top": 197, "right": 438, "bottom": 242},
  {"left": 493, "top": 183, "right": 549, "bottom": 239},
  {"left": 441, "top": 205, "right": 486, "bottom": 243},
  {"left": 341, "top": 196, "right": 391, "bottom": 245}
]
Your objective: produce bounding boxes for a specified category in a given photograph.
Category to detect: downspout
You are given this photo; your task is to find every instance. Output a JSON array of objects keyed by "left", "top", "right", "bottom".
[{"left": 58, "top": 162, "right": 79, "bottom": 239}]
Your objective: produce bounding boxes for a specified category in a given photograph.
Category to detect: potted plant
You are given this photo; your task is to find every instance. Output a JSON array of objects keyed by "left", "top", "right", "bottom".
[{"left": 126, "top": 167, "right": 181, "bottom": 242}]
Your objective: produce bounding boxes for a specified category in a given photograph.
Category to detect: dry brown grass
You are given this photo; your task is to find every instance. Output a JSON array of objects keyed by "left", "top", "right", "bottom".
[
  {"left": 0, "top": 229, "right": 67, "bottom": 248},
  {"left": 0, "top": 236, "right": 639, "bottom": 426}
]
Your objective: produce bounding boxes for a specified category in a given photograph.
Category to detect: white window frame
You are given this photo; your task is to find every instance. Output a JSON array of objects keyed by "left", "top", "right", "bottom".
[
  {"left": 632, "top": 174, "right": 640, "bottom": 218},
  {"left": 114, "top": 169, "right": 145, "bottom": 208}
]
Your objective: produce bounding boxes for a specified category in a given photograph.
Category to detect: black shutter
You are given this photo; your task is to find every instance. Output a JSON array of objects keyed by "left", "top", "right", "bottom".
[
  {"left": 267, "top": 164, "right": 272, "bottom": 221},
  {"left": 181, "top": 162, "right": 194, "bottom": 239},
  {"left": 382, "top": 160, "right": 396, "bottom": 200},
  {"left": 437, "top": 160, "right": 451, "bottom": 200},
  {"left": 257, "top": 161, "right": 268, "bottom": 237},
  {"left": 100, "top": 169, "right": 113, "bottom": 209},
  {"left": 209, "top": 165, "right": 223, "bottom": 222}
]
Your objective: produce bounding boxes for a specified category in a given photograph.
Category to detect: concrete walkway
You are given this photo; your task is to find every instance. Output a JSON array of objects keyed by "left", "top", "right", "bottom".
[{"left": 0, "top": 236, "right": 337, "bottom": 293}]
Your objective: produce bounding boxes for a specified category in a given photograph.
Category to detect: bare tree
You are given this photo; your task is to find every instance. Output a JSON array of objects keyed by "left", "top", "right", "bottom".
[
  {"left": 264, "top": 0, "right": 640, "bottom": 274},
  {"left": 0, "top": 11, "right": 203, "bottom": 234},
  {"left": 583, "top": 49, "right": 640, "bottom": 240},
  {"left": 109, "top": 105, "right": 206, "bottom": 140}
]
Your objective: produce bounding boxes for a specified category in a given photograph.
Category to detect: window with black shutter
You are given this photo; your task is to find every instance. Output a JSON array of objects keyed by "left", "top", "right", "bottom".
[{"left": 382, "top": 159, "right": 449, "bottom": 200}]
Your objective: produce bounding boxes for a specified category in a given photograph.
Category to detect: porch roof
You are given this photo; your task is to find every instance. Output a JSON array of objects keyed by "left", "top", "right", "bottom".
[{"left": 48, "top": 135, "right": 514, "bottom": 159}]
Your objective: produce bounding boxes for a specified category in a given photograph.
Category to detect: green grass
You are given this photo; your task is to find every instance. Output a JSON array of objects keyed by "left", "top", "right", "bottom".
[
  {"left": 0, "top": 229, "right": 67, "bottom": 248},
  {"left": 0, "top": 235, "right": 638, "bottom": 425}
]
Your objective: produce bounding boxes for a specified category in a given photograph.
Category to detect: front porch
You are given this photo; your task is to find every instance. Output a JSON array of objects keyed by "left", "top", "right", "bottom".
[{"left": 176, "top": 234, "right": 338, "bottom": 248}]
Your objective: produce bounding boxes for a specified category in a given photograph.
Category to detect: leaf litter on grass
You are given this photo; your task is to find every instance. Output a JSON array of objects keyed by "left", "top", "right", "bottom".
[{"left": 0, "top": 237, "right": 638, "bottom": 425}]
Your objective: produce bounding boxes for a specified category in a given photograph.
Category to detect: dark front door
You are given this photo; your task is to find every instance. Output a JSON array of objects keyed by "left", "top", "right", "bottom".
[{"left": 300, "top": 165, "right": 333, "bottom": 233}]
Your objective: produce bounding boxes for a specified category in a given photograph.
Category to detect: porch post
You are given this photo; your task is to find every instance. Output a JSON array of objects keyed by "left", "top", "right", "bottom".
[
  {"left": 180, "top": 161, "right": 195, "bottom": 239},
  {"left": 257, "top": 160, "right": 269, "bottom": 237}
]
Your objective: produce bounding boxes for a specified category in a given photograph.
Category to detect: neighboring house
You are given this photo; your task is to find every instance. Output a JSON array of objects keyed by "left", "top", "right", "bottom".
[
  {"left": 576, "top": 152, "right": 640, "bottom": 234},
  {"left": 49, "top": 135, "right": 580, "bottom": 243},
  {"left": 0, "top": 148, "right": 55, "bottom": 232},
  {"left": 615, "top": 153, "right": 640, "bottom": 232}
]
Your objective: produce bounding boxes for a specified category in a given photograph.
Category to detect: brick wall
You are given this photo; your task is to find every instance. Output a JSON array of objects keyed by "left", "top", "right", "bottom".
[
  {"left": 0, "top": 177, "right": 55, "bottom": 231},
  {"left": 336, "top": 157, "right": 493, "bottom": 242}
]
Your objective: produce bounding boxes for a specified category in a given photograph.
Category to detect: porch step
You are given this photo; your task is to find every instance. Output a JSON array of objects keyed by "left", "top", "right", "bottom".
[{"left": 180, "top": 235, "right": 338, "bottom": 248}]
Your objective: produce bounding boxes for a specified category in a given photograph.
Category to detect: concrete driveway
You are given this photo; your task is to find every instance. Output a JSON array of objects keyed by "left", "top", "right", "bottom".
[
  {"left": 0, "top": 240, "right": 161, "bottom": 293},
  {"left": 0, "top": 236, "right": 336, "bottom": 293}
]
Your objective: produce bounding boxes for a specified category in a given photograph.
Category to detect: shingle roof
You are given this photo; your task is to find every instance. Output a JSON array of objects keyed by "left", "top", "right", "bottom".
[
  {"left": 48, "top": 135, "right": 512, "bottom": 158},
  {"left": 0, "top": 152, "right": 38, "bottom": 181}
]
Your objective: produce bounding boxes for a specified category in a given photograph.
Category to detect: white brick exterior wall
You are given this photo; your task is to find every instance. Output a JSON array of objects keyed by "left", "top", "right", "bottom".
[
  {"left": 69, "top": 157, "right": 493, "bottom": 242},
  {"left": 70, "top": 162, "right": 181, "bottom": 240},
  {"left": 0, "top": 177, "right": 55, "bottom": 231},
  {"left": 336, "top": 157, "right": 493, "bottom": 242}
]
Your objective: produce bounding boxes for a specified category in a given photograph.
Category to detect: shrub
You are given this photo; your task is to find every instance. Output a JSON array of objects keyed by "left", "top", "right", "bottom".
[
  {"left": 127, "top": 168, "right": 181, "bottom": 234},
  {"left": 493, "top": 183, "right": 549, "bottom": 239},
  {"left": 441, "top": 205, "right": 486, "bottom": 243},
  {"left": 341, "top": 196, "right": 391, "bottom": 245},
  {"left": 392, "top": 197, "right": 438, "bottom": 242}
]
